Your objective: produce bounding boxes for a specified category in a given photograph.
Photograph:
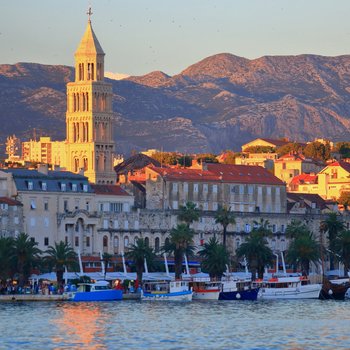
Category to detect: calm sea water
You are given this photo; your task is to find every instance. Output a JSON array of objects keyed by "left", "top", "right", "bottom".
[{"left": 0, "top": 299, "right": 349, "bottom": 349}]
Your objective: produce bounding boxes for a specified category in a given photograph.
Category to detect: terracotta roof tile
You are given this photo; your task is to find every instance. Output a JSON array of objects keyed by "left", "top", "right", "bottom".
[
  {"left": 0, "top": 197, "right": 22, "bottom": 206},
  {"left": 289, "top": 173, "right": 317, "bottom": 185}
]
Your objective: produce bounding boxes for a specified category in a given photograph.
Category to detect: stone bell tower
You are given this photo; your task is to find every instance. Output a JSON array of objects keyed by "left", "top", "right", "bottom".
[{"left": 66, "top": 8, "right": 115, "bottom": 184}]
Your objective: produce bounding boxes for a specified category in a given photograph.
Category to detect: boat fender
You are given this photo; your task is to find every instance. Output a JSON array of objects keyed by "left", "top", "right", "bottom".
[
  {"left": 236, "top": 293, "right": 241, "bottom": 299},
  {"left": 328, "top": 289, "right": 333, "bottom": 295}
]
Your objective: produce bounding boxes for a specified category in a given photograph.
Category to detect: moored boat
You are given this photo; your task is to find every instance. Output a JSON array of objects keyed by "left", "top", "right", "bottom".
[
  {"left": 219, "top": 275, "right": 259, "bottom": 301},
  {"left": 141, "top": 279, "right": 193, "bottom": 301},
  {"left": 319, "top": 278, "right": 350, "bottom": 300},
  {"left": 65, "top": 280, "right": 123, "bottom": 301},
  {"left": 190, "top": 275, "right": 221, "bottom": 300},
  {"left": 256, "top": 276, "right": 322, "bottom": 300}
]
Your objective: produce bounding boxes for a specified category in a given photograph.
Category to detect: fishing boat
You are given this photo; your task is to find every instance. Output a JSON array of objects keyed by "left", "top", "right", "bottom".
[
  {"left": 256, "top": 276, "right": 322, "bottom": 300},
  {"left": 190, "top": 274, "right": 221, "bottom": 300},
  {"left": 219, "top": 274, "right": 260, "bottom": 301},
  {"left": 65, "top": 280, "right": 123, "bottom": 302},
  {"left": 141, "top": 279, "right": 193, "bottom": 301},
  {"left": 319, "top": 277, "right": 350, "bottom": 300}
]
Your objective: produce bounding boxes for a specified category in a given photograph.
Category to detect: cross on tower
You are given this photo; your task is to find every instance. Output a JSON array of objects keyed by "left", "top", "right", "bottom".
[{"left": 87, "top": 6, "right": 93, "bottom": 21}]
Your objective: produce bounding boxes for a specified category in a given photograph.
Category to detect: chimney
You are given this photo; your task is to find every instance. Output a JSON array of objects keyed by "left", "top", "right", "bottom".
[{"left": 37, "top": 163, "right": 48, "bottom": 175}]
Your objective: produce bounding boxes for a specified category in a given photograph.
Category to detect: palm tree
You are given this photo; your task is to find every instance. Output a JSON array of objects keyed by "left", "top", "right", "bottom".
[
  {"left": 286, "top": 232, "right": 320, "bottom": 275},
  {"left": 215, "top": 205, "right": 236, "bottom": 247},
  {"left": 13, "top": 233, "right": 42, "bottom": 286},
  {"left": 126, "top": 238, "right": 156, "bottom": 284},
  {"left": 320, "top": 212, "right": 345, "bottom": 270},
  {"left": 236, "top": 230, "right": 273, "bottom": 280},
  {"left": 178, "top": 201, "right": 200, "bottom": 227},
  {"left": 163, "top": 223, "right": 195, "bottom": 279},
  {"left": 0, "top": 236, "right": 15, "bottom": 281},
  {"left": 285, "top": 219, "right": 310, "bottom": 239},
  {"left": 198, "top": 237, "right": 229, "bottom": 279},
  {"left": 101, "top": 252, "right": 114, "bottom": 279},
  {"left": 45, "top": 241, "right": 78, "bottom": 286},
  {"left": 334, "top": 230, "right": 350, "bottom": 275}
]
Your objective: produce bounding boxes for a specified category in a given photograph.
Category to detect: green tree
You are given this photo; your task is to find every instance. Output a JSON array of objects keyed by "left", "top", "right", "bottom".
[
  {"left": 102, "top": 252, "right": 114, "bottom": 279},
  {"left": 126, "top": 238, "right": 156, "bottom": 284},
  {"left": 303, "top": 141, "right": 331, "bottom": 161},
  {"left": 152, "top": 152, "right": 178, "bottom": 166},
  {"left": 320, "top": 212, "right": 345, "bottom": 270},
  {"left": 178, "top": 201, "right": 200, "bottom": 227},
  {"left": 222, "top": 151, "right": 237, "bottom": 165},
  {"left": 244, "top": 146, "right": 275, "bottom": 153},
  {"left": 276, "top": 142, "right": 304, "bottom": 156},
  {"left": 13, "top": 233, "right": 42, "bottom": 286},
  {"left": 177, "top": 155, "right": 193, "bottom": 167},
  {"left": 44, "top": 241, "right": 78, "bottom": 286},
  {"left": 285, "top": 219, "right": 310, "bottom": 239},
  {"left": 163, "top": 224, "right": 195, "bottom": 279},
  {"left": 215, "top": 205, "right": 236, "bottom": 247},
  {"left": 337, "top": 191, "right": 350, "bottom": 210},
  {"left": 286, "top": 232, "right": 320, "bottom": 275},
  {"left": 198, "top": 237, "right": 229, "bottom": 278},
  {"left": 334, "top": 141, "right": 350, "bottom": 158},
  {"left": 196, "top": 153, "right": 218, "bottom": 163},
  {"left": 236, "top": 230, "right": 273, "bottom": 280},
  {"left": 0, "top": 236, "right": 15, "bottom": 281},
  {"left": 334, "top": 230, "right": 350, "bottom": 275}
]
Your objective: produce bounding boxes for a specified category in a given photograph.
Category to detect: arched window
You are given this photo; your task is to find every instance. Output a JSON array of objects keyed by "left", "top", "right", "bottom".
[
  {"left": 124, "top": 236, "right": 129, "bottom": 249},
  {"left": 165, "top": 237, "right": 170, "bottom": 246},
  {"left": 144, "top": 237, "right": 149, "bottom": 247},
  {"left": 235, "top": 238, "right": 241, "bottom": 249},
  {"left": 155, "top": 237, "right": 160, "bottom": 252},
  {"left": 134, "top": 236, "right": 139, "bottom": 244},
  {"left": 113, "top": 236, "right": 119, "bottom": 254},
  {"left": 83, "top": 158, "right": 88, "bottom": 171},
  {"left": 74, "top": 158, "right": 79, "bottom": 173},
  {"left": 103, "top": 235, "right": 108, "bottom": 247}
]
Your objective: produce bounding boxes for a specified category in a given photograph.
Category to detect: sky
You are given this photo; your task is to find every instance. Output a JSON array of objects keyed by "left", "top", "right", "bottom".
[{"left": 2, "top": 0, "right": 350, "bottom": 77}]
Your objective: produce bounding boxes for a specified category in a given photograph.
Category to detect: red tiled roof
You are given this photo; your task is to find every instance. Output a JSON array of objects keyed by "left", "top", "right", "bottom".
[
  {"left": 325, "top": 160, "right": 350, "bottom": 173},
  {"left": 150, "top": 164, "right": 284, "bottom": 185},
  {"left": 91, "top": 184, "right": 131, "bottom": 196},
  {"left": 0, "top": 197, "right": 22, "bottom": 206},
  {"left": 289, "top": 173, "right": 317, "bottom": 185}
]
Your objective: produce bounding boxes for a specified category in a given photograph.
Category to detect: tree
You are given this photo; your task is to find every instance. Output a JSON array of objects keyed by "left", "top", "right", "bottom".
[
  {"left": 222, "top": 150, "right": 237, "bottom": 165},
  {"left": 196, "top": 153, "right": 218, "bottom": 163},
  {"left": 320, "top": 212, "right": 345, "bottom": 270},
  {"left": 152, "top": 152, "right": 178, "bottom": 166},
  {"left": 285, "top": 220, "right": 310, "bottom": 239},
  {"left": 286, "top": 232, "right": 320, "bottom": 275},
  {"left": 303, "top": 141, "right": 331, "bottom": 161},
  {"left": 198, "top": 237, "right": 229, "bottom": 279},
  {"left": 0, "top": 236, "right": 15, "bottom": 281},
  {"left": 334, "top": 141, "right": 350, "bottom": 158},
  {"left": 244, "top": 146, "right": 275, "bottom": 153},
  {"left": 334, "top": 230, "right": 350, "bottom": 275},
  {"left": 44, "top": 241, "right": 78, "bottom": 286},
  {"left": 178, "top": 201, "right": 200, "bottom": 227},
  {"left": 337, "top": 191, "right": 350, "bottom": 210},
  {"left": 13, "top": 233, "right": 41, "bottom": 286},
  {"left": 177, "top": 155, "right": 193, "bottom": 167},
  {"left": 276, "top": 142, "right": 304, "bottom": 156},
  {"left": 102, "top": 252, "right": 114, "bottom": 279},
  {"left": 215, "top": 206, "right": 236, "bottom": 247},
  {"left": 163, "top": 224, "right": 195, "bottom": 279},
  {"left": 236, "top": 230, "right": 273, "bottom": 280},
  {"left": 252, "top": 218, "right": 272, "bottom": 237},
  {"left": 126, "top": 238, "right": 156, "bottom": 284}
]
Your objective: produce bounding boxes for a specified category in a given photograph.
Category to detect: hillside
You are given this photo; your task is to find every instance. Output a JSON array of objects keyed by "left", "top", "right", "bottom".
[{"left": 1, "top": 53, "right": 350, "bottom": 155}]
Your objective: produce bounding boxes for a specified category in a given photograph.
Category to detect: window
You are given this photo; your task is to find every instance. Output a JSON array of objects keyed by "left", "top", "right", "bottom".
[
  {"left": 203, "top": 184, "right": 208, "bottom": 193},
  {"left": 103, "top": 219, "right": 108, "bottom": 229},
  {"left": 44, "top": 200, "right": 49, "bottom": 211},
  {"left": 239, "top": 185, "right": 244, "bottom": 195},
  {"left": 61, "top": 183, "right": 66, "bottom": 192},
  {"left": 276, "top": 187, "right": 280, "bottom": 196},
  {"left": 267, "top": 187, "right": 271, "bottom": 195},
  {"left": 83, "top": 184, "right": 88, "bottom": 192},
  {"left": 65, "top": 236, "right": 68, "bottom": 244},
  {"left": 44, "top": 218, "right": 49, "bottom": 227},
  {"left": 42, "top": 182, "right": 47, "bottom": 191},
  {"left": 124, "top": 221, "right": 129, "bottom": 229},
  {"left": 281, "top": 224, "right": 285, "bottom": 233},
  {"left": 258, "top": 187, "right": 262, "bottom": 195},
  {"left": 64, "top": 200, "right": 68, "bottom": 212},
  {"left": 248, "top": 186, "right": 253, "bottom": 195},
  {"left": 86, "top": 236, "right": 90, "bottom": 247},
  {"left": 103, "top": 235, "right": 108, "bottom": 247},
  {"left": 134, "top": 220, "right": 139, "bottom": 230},
  {"left": 124, "top": 236, "right": 129, "bottom": 249},
  {"left": 0, "top": 203, "right": 8, "bottom": 210},
  {"left": 28, "top": 181, "right": 33, "bottom": 190},
  {"left": 183, "top": 183, "right": 188, "bottom": 192},
  {"left": 30, "top": 218, "right": 36, "bottom": 227},
  {"left": 75, "top": 236, "right": 79, "bottom": 247},
  {"left": 203, "top": 202, "right": 208, "bottom": 210},
  {"left": 212, "top": 202, "right": 218, "bottom": 211},
  {"left": 172, "top": 200, "right": 179, "bottom": 210},
  {"left": 194, "top": 183, "right": 199, "bottom": 193},
  {"left": 114, "top": 236, "right": 119, "bottom": 253},
  {"left": 144, "top": 237, "right": 149, "bottom": 247},
  {"left": 114, "top": 220, "right": 119, "bottom": 229},
  {"left": 44, "top": 237, "right": 49, "bottom": 246},
  {"left": 14, "top": 217, "right": 19, "bottom": 224},
  {"left": 155, "top": 237, "right": 160, "bottom": 252},
  {"left": 74, "top": 199, "right": 79, "bottom": 210},
  {"left": 272, "top": 224, "right": 276, "bottom": 233},
  {"left": 86, "top": 201, "right": 90, "bottom": 211},
  {"left": 72, "top": 183, "right": 77, "bottom": 192},
  {"left": 245, "top": 224, "right": 251, "bottom": 233},
  {"left": 172, "top": 183, "right": 178, "bottom": 192},
  {"left": 30, "top": 199, "right": 36, "bottom": 210},
  {"left": 110, "top": 202, "right": 123, "bottom": 212},
  {"left": 212, "top": 184, "right": 218, "bottom": 193}
]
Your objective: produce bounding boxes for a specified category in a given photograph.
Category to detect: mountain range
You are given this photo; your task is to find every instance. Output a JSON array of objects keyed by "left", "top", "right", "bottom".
[{"left": 1, "top": 53, "right": 350, "bottom": 156}]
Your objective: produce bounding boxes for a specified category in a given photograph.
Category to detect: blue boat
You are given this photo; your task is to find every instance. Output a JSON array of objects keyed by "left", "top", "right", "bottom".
[
  {"left": 65, "top": 280, "right": 123, "bottom": 301},
  {"left": 142, "top": 280, "right": 193, "bottom": 301},
  {"left": 219, "top": 275, "right": 259, "bottom": 301}
]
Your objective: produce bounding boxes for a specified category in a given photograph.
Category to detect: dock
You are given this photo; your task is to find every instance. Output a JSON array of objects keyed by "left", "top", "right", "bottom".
[{"left": 0, "top": 294, "right": 68, "bottom": 302}]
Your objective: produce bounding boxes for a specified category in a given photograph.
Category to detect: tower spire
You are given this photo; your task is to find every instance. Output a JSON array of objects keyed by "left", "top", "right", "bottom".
[{"left": 87, "top": 6, "right": 93, "bottom": 22}]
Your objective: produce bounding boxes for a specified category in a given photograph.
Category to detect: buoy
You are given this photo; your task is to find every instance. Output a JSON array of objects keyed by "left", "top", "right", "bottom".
[{"left": 236, "top": 293, "right": 241, "bottom": 299}]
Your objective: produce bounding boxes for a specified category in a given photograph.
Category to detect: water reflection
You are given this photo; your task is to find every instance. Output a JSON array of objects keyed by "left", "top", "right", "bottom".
[{"left": 52, "top": 303, "right": 106, "bottom": 349}]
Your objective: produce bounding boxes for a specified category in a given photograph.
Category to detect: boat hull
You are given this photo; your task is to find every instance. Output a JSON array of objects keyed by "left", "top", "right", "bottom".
[
  {"left": 142, "top": 290, "right": 193, "bottom": 301},
  {"left": 319, "top": 280, "right": 350, "bottom": 300},
  {"left": 67, "top": 289, "right": 123, "bottom": 302},
  {"left": 219, "top": 288, "right": 259, "bottom": 301},
  {"left": 259, "top": 285, "right": 321, "bottom": 300},
  {"left": 193, "top": 290, "right": 220, "bottom": 300}
]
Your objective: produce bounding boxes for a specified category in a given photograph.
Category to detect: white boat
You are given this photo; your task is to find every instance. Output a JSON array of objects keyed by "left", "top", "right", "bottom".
[
  {"left": 141, "top": 279, "right": 193, "bottom": 301},
  {"left": 190, "top": 274, "right": 221, "bottom": 300},
  {"left": 255, "top": 276, "right": 322, "bottom": 300}
]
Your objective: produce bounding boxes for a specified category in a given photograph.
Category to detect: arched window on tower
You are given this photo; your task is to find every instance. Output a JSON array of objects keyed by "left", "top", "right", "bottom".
[
  {"left": 114, "top": 236, "right": 119, "bottom": 254},
  {"left": 83, "top": 157, "right": 88, "bottom": 171},
  {"left": 86, "top": 92, "right": 89, "bottom": 111},
  {"left": 144, "top": 237, "right": 149, "bottom": 247},
  {"left": 74, "top": 158, "right": 79, "bottom": 173},
  {"left": 103, "top": 235, "right": 108, "bottom": 253},
  {"left": 155, "top": 237, "right": 160, "bottom": 252}
]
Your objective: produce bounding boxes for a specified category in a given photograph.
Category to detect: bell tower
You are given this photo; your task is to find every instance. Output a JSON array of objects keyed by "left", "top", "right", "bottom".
[{"left": 66, "top": 8, "right": 115, "bottom": 184}]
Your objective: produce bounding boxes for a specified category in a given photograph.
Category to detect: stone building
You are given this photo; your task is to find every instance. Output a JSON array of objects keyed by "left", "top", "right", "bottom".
[
  {"left": 145, "top": 163, "right": 287, "bottom": 214},
  {"left": 0, "top": 197, "right": 23, "bottom": 238}
]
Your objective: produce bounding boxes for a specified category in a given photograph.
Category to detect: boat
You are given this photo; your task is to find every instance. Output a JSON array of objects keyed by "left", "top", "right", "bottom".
[
  {"left": 219, "top": 274, "right": 260, "bottom": 301},
  {"left": 319, "top": 277, "right": 350, "bottom": 300},
  {"left": 255, "top": 276, "right": 322, "bottom": 300},
  {"left": 141, "top": 279, "right": 193, "bottom": 301},
  {"left": 190, "top": 274, "right": 221, "bottom": 300},
  {"left": 64, "top": 280, "right": 123, "bottom": 301}
]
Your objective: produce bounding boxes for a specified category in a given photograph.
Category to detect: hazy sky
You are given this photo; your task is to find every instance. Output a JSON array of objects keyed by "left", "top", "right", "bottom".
[{"left": 2, "top": 0, "right": 350, "bottom": 76}]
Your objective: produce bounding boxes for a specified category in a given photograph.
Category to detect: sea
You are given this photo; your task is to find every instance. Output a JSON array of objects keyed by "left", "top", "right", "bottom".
[{"left": 0, "top": 299, "right": 349, "bottom": 349}]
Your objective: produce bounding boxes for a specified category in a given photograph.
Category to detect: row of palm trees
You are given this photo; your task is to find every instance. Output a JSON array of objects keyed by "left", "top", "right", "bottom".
[{"left": 1, "top": 205, "right": 350, "bottom": 288}]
